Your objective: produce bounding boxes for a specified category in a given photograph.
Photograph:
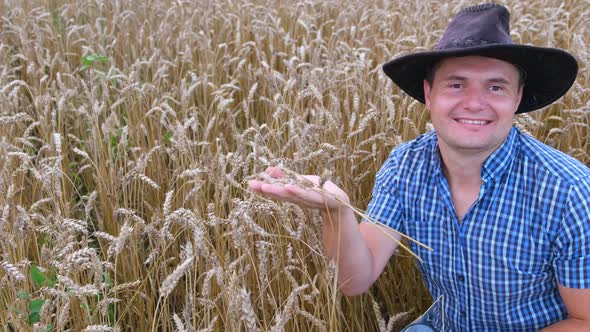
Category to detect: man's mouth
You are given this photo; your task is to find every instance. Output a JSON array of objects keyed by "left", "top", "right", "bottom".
[{"left": 456, "top": 119, "right": 491, "bottom": 126}]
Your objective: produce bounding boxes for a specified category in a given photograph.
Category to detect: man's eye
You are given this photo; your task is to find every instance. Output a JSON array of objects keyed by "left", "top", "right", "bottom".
[
  {"left": 490, "top": 85, "right": 503, "bottom": 91},
  {"left": 449, "top": 83, "right": 462, "bottom": 89}
]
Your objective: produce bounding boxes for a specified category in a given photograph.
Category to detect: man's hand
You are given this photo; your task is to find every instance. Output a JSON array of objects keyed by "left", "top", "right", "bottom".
[
  {"left": 247, "top": 166, "right": 350, "bottom": 212},
  {"left": 248, "top": 166, "right": 402, "bottom": 296}
]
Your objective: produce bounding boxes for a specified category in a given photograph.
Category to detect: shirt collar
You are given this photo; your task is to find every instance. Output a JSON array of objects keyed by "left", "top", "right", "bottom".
[
  {"left": 481, "top": 126, "right": 519, "bottom": 183},
  {"left": 431, "top": 126, "right": 520, "bottom": 183}
]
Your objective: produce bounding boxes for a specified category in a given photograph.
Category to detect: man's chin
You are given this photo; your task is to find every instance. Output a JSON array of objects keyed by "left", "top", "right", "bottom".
[{"left": 437, "top": 136, "right": 501, "bottom": 154}]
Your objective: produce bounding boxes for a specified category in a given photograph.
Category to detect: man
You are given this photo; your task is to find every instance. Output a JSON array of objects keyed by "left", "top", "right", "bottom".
[{"left": 248, "top": 4, "right": 590, "bottom": 331}]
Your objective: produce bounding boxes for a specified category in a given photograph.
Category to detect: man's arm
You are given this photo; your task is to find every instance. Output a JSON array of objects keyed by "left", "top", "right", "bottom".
[
  {"left": 543, "top": 179, "right": 590, "bottom": 331},
  {"left": 248, "top": 167, "right": 401, "bottom": 295},
  {"left": 323, "top": 209, "right": 401, "bottom": 295},
  {"left": 540, "top": 285, "right": 590, "bottom": 331}
]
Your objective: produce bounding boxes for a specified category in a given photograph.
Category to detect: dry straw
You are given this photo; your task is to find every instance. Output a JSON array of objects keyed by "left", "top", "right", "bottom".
[{"left": 0, "top": 0, "right": 587, "bottom": 330}]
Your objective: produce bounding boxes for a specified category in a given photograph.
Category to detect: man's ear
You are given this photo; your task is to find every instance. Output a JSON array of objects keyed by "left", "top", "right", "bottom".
[{"left": 423, "top": 80, "right": 432, "bottom": 109}]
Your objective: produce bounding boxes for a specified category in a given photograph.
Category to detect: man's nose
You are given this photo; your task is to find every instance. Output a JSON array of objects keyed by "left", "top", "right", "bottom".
[{"left": 462, "top": 86, "right": 487, "bottom": 111}]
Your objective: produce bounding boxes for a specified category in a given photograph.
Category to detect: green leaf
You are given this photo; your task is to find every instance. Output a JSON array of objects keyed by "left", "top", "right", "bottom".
[
  {"left": 17, "top": 290, "right": 31, "bottom": 300},
  {"left": 39, "top": 234, "right": 49, "bottom": 246},
  {"left": 110, "top": 134, "right": 118, "bottom": 148},
  {"left": 46, "top": 270, "right": 57, "bottom": 287},
  {"left": 102, "top": 271, "right": 113, "bottom": 289},
  {"left": 108, "top": 302, "right": 115, "bottom": 324},
  {"left": 52, "top": 12, "right": 62, "bottom": 32},
  {"left": 164, "top": 131, "right": 172, "bottom": 144},
  {"left": 82, "top": 55, "right": 110, "bottom": 65},
  {"left": 29, "top": 299, "right": 45, "bottom": 312},
  {"left": 28, "top": 311, "right": 40, "bottom": 325},
  {"left": 28, "top": 299, "right": 45, "bottom": 325},
  {"left": 30, "top": 265, "right": 56, "bottom": 288},
  {"left": 80, "top": 54, "right": 110, "bottom": 71},
  {"left": 30, "top": 265, "right": 46, "bottom": 288}
]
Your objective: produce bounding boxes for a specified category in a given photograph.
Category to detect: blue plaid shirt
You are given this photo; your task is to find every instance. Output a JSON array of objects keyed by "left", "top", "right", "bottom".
[{"left": 366, "top": 127, "right": 590, "bottom": 331}]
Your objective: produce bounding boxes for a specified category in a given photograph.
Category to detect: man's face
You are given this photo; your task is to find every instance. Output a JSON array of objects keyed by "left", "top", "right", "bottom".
[{"left": 423, "top": 56, "right": 523, "bottom": 158}]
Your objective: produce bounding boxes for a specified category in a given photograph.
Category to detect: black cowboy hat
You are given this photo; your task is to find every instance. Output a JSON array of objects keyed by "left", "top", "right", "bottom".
[{"left": 382, "top": 3, "right": 578, "bottom": 114}]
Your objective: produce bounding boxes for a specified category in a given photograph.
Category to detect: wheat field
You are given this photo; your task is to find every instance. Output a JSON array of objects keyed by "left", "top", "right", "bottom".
[{"left": 0, "top": 0, "right": 588, "bottom": 331}]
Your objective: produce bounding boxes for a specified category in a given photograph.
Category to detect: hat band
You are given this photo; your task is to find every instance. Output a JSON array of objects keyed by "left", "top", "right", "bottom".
[{"left": 436, "top": 38, "right": 495, "bottom": 50}]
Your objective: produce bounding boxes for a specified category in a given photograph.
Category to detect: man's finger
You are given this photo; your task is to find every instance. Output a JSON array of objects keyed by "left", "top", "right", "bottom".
[
  {"left": 265, "top": 166, "right": 284, "bottom": 178},
  {"left": 258, "top": 183, "right": 300, "bottom": 202},
  {"left": 284, "top": 184, "right": 337, "bottom": 209},
  {"left": 248, "top": 180, "right": 261, "bottom": 191}
]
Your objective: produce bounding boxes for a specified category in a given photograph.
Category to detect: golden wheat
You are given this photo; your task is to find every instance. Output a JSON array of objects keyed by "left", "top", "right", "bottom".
[{"left": 0, "top": 0, "right": 588, "bottom": 331}]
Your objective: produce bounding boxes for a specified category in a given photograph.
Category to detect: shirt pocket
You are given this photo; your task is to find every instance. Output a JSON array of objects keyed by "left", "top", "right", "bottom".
[
  {"left": 483, "top": 223, "right": 553, "bottom": 299},
  {"left": 490, "top": 222, "right": 551, "bottom": 272}
]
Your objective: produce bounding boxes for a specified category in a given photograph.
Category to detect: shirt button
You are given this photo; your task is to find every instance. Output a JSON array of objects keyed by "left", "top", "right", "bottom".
[{"left": 457, "top": 274, "right": 465, "bottom": 282}]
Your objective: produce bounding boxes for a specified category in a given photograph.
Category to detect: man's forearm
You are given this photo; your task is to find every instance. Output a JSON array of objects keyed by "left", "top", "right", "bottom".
[
  {"left": 321, "top": 207, "right": 375, "bottom": 295},
  {"left": 541, "top": 318, "right": 590, "bottom": 331}
]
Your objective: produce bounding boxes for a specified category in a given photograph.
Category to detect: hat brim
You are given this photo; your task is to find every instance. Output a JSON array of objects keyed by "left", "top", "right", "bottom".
[{"left": 382, "top": 44, "right": 578, "bottom": 113}]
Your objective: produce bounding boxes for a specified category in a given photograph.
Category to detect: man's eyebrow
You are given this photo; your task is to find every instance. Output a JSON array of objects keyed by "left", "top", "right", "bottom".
[
  {"left": 441, "top": 75, "right": 466, "bottom": 81},
  {"left": 487, "top": 77, "right": 511, "bottom": 84},
  {"left": 441, "top": 75, "right": 512, "bottom": 84}
]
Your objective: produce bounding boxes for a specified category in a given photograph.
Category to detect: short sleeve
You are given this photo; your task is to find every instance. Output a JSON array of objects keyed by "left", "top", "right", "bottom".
[
  {"left": 552, "top": 179, "right": 590, "bottom": 289},
  {"left": 364, "top": 155, "right": 405, "bottom": 233}
]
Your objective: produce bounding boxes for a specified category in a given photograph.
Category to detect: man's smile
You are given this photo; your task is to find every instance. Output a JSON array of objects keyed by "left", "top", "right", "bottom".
[{"left": 455, "top": 118, "right": 492, "bottom": 126}]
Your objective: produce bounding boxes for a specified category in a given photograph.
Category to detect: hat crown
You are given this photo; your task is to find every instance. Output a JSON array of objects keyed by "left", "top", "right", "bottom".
[{"left": 436, "top": 3, "right": 512, "bottom": 50}]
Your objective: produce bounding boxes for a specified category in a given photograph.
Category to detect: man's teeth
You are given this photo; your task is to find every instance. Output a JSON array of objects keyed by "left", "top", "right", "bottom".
[{"left": 459, "top": 119, "right": 488, "bottom": 125}]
